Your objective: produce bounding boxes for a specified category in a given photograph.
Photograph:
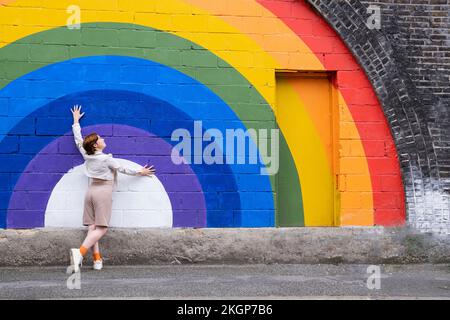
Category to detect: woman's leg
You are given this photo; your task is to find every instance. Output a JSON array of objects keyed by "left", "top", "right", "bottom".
[
  {"left": 81, "top": 226, "right": 108, "bottom": 251},
  {"left": 87, "top": 225, "right": 100, "bottom": 256},
  {"left": 78, "top": 181, "right": 112, "bottom": 259},
  {"left": 71, "top": 226, "right": 106, "bottom": 272},
  {"left": 93, "top": 240, "right": 100, "bottom": 256}
]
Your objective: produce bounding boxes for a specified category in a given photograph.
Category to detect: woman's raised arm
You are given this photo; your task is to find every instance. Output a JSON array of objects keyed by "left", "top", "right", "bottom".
[{"left": 71, "top": 105, "right": 87, "bottom": 157}]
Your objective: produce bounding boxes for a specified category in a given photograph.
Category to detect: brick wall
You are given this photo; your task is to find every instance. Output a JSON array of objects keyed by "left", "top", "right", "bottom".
[
  {"left": 307, "top": 0, "right": 450, "bottom": 233},
  {"left": 0, "top": 0, "right": 447, "bottom": 233}
]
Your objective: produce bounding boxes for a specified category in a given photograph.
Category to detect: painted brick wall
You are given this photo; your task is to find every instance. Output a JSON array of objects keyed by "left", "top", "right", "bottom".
[{"left": 1, "top": 0, "right": 445, "bottom": 233}]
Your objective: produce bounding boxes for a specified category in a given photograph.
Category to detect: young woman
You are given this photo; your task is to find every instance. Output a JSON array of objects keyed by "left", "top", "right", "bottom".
[{"left": 69, "top": 105, "right": 155, "bottom": 272}]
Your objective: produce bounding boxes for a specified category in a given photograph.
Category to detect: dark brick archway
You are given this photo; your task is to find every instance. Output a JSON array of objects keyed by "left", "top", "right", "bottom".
[{"left": 306, "top": 0, "right": 450, "bottom": 233}]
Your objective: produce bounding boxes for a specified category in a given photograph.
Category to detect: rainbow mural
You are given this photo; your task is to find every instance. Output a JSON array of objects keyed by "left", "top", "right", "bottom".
[{"left": 0, "top": 0, "right": 406, "bottom": 229}]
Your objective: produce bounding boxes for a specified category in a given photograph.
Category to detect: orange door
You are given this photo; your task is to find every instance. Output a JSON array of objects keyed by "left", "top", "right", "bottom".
[{"left": 276, "top": 73, "right": 337, "bottom": 226}]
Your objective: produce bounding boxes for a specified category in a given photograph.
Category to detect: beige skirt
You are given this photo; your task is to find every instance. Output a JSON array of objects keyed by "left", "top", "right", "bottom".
[{"left": 83, "top": 178, "right": 114, "bottom": 227}]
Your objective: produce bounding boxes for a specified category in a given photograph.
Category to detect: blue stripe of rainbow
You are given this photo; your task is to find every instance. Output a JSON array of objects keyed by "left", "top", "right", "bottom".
[{"left": 0, "top": 56, "right": 275, "bottom": 228}]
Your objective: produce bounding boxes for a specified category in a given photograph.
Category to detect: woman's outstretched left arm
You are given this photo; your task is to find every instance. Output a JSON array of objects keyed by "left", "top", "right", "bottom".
[{"left": 106, "top": 156, "right": 155, "bottom": 177}]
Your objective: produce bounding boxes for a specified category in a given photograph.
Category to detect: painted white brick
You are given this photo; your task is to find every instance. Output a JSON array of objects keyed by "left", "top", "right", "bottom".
[
  {"left": 113, "top": 192, "right": 170, "bottom": 211},
  {"left": 45, "top": 192, "right": 67, "bottom": 210},
  {"left": 45, "top": 162, "right": 172, "bottom": 228},
  {"left": 65, "top": 192, "right": 86, "bottom": 208},
  {"left": 109, "top": 210, "right": 123, "bottom": 227},
  {"left": 45, "top": 211, "right": 83, "bottom": 228},
  {"left": 59, "top": 168, "right": 89, "bottom": 191},
  {"left": 127, "top": 176, "right": 161, "bottom": 192},
  {"left": 121, "top": 210, "right": 172, "bottom": 228}
]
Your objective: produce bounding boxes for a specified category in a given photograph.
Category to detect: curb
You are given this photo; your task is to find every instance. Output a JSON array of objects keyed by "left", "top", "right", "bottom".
[{"left": 0, "top": 227, "right": 449, "bottom": 266}]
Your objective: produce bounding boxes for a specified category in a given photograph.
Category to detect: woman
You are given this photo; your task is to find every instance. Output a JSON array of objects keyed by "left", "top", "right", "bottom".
[{"left": 69, "top": 105, "right": 155, "bottom": 272}]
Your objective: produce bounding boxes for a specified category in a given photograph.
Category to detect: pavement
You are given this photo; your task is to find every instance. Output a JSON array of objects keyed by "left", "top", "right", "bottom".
[{"left": 0, "top": 264, "right": 449, "bottom": 300}]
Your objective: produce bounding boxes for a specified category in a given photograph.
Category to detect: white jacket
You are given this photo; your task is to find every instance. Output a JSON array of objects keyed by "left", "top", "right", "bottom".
[{"left": 72, "top": 123, "right": 140, "bottom": 182}]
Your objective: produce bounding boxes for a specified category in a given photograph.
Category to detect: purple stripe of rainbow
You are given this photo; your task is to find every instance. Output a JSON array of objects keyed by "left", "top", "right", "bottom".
[{"left": 7, "top": 124, "right": 206, "bottom": 228}]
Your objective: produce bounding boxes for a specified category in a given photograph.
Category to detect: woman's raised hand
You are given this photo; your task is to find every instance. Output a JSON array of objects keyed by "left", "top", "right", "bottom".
[
  {"left": 139, "top": 164, "right": 156, "bottom": 177},
  {"left": 71, "top": 105, "right": 85, "bottom": 123}
]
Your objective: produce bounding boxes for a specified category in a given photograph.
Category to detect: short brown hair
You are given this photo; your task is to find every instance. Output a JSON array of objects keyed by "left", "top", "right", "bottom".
[{"left": 83, "top": 133, "right": 99, "bottom": 155}]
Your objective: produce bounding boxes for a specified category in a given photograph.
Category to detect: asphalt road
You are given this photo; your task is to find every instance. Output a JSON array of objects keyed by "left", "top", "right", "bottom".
[{"left": 0, "top": 264, "right": 449, "bottom": 300}]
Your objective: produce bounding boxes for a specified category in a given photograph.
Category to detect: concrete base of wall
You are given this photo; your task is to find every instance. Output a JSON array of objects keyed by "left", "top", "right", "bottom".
[{"left": 0, "top": 227, "right": 449, "bottom": 266}]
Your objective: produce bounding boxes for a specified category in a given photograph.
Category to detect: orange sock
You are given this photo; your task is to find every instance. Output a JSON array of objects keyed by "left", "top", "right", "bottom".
[
  {"left": 93, "top": 252, "right": 101, "bottom": 261},
  {"left": 79, "top": 246, "right": 88, "bottom": 257}
]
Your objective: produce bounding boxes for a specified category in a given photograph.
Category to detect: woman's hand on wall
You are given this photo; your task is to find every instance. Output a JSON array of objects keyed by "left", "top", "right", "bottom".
[
  {"left": 138, "top": 164, "right": 156, "bottom": 177},
  {"left": 71, "top": 104, "right": 85, "bottom": 123}
]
